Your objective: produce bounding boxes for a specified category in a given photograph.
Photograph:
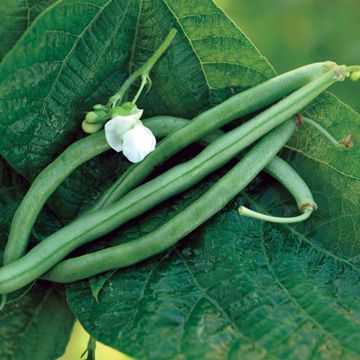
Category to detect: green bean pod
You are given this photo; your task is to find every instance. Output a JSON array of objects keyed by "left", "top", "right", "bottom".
[
  {"left": 43, "top": 120, "right": 296, "bottom": 283},
  {"left": 4, "top": 64, "right": 344, "bottom": 270},
  {"left": 3, "top": 132, "right": 109, "bottom": 266},
  {"left": 264, "top": 156, "right": 316, "bottom": 212},
  {"left": 5, "top": 62, "right": 335, "bottom": 265},
  {"left": 90, "top": 62, "right": 336, "bottom": 211},
  {"left": 0, "top": 116, "right": 294, "bottom": 295},
  {"left": 238, "top": 156, "right": 318, "bottom": 224}
]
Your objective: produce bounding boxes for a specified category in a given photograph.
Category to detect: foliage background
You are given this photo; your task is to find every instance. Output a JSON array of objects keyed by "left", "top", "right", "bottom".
[
  {"left": 217, "top": 0, "right": 360, "bottom": 112},
  {"left": 0, "top": 0, "right": 358, "bottom": 359},
  {"left": 59, "top": 0, "right": 359, "bottom": 358}
]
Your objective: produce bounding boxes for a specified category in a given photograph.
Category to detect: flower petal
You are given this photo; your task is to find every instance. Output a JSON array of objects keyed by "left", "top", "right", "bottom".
[
  {"left": 122, "top": 124, "right": 156, "bottom": 163},
  {"left": 104, "top": 108, "right": 144, "bottom": 152}
]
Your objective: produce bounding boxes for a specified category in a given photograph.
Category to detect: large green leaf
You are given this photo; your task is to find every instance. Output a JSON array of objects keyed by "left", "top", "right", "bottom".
[
  {"left": 64, "top": 4, "right": 359, "bottom": 360},
  {"left": 0, "top": 0, "right": 57, "bottom": 60},
  {"left": 0, "top": 187, "right": 74, "bottom": 360},
  {"left": 0, "top": 0, "right": 359, "bottom": 359},
  {"left": 0, "top": 0, "right": 273, "bottom": 182},
  {"left": 0, "top": 285, "right": 74, "bottom": 360},
  {"left": 67, "top": 117, "right": 360, "bottom": 359},
  {"left": 285, "top": 93, "right": 360, "bottom": 258}
]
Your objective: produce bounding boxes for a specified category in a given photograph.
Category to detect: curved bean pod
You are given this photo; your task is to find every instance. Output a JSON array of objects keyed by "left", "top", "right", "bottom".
[
  {"left": 0, "top": 113, "right": 296, "bottom": 295},
  {"left": 4, "top": 116, "right": 193, "bottom": 265},
  {"left": 89, "top": 62, "right": 336, "bottom": 211},
  {"left": 43, "top": 120, "right": 296, "bottom": 283},
  {"left": 5, "top": 62, "right": 335, "bottom": 265},
  {"left": 3, "top": 131, "right": 109, "bottom": 265},
  {"left": 238, "top": 156, "right": 317, "bottom": 224},
  {"left": 262, "top": 156, "right": 317, "bottom": 212}
]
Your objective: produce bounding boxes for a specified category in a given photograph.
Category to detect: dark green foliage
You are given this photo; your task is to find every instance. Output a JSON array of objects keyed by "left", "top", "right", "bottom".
[
  {"left": 0, "top": 186, "right": 73, "bottom": 360},
  {"left": 0, "top": 0, "right": 359, "bottom": 358},
  {"left": 0, "top": 0, "right": 57, "bottom": 60}
]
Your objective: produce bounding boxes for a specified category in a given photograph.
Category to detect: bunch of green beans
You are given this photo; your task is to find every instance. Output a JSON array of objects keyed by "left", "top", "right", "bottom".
[
  {"left": 43, "top": 130, "right": 316, "bottom": 283},
  {"left": 0, "top": 120, "right": 295, "bottom": 294},
  {"left": 1, "top": 26, "right": 358, "bottom": 298},
  {"left": 89, "top": 62, "right": 334, "bottom": 212},
  {"left": 4, "top": 61, "right": 343, "bottom": 266}
]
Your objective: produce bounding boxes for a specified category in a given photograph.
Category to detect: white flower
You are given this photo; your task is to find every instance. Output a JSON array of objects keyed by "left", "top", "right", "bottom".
[
  {"left": 104, "top": 107, "right": 143, "bottom": 152},
  {"left": 104, "top": 106, "right": 156, "bottom": 163},
  {"left": 122, "top": 124, "right": 156, "bottom": 163}
]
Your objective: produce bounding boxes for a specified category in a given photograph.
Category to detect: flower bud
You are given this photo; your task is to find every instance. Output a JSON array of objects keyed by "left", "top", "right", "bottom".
[
  {"left": 82, "top": 121, "right": 103, "bottom": 134},
  {"left": 85, "top": 111, "right": 98, "bottom": 124},
  {"left": 351, "top": 71, "right": 360, "bottom": 82}
]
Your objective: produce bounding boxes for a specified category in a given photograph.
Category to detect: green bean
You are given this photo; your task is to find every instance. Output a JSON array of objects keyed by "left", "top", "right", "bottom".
[
  {"left": 5, "top": 62, "right": 336, "bottom": 266},
  {"left": 238, "top": 156, "right": 317, "bottom": 224},
  {"left": 43, "top": 120, "right": 296, "bottom": 283},
  {"left": 0, "top": 60, "right": 345, "bottom": 293},
  {"left": 264, "top": 156, "right": 316, "bottom": 212},
  {"left": 0, "top": 112, "right": 296, "bottom": 295},
  {"left": 4, "top": 64, "right": 344, "bottom": 274},
  {"left": 3, "top": 131, "right": 109, "bottom": 266},
  {"left": 88, "top": 62, "right": 337, "bottom": 212},
  {"left": 3, "top": 116, "right": 211, "bottom": 266}
]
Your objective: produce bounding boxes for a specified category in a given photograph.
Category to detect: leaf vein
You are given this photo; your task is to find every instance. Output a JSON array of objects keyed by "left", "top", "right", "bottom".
[
  {"left": 175, "top": 248, "right": 270, "bottom": 356},
  {"left": 161, "top": 0, "right": 211, "bottom": 107},
  {"left": 259, "top": 224, "right": 359, "bottom": 357},
  {"left": 285, "top": 145, "right": 360, "bottom": 182}
]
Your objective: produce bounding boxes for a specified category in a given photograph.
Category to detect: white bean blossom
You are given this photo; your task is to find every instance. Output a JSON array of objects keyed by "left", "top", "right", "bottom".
[
  {"left": 122, "top": 124, "right": 156, "bottom": 163},
  {"left": 104, "top": 106, "right": 156, "bottom": 163}
]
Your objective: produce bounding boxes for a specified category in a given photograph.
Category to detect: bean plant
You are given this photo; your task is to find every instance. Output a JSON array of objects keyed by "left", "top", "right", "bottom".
[{"left": 0, "top": 1, "right": 359, "bottom": 359}]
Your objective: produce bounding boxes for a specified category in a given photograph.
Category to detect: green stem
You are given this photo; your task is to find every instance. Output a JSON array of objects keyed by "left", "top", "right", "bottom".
[
  {"left": 81, "top": 336, "right": 96, "bottom": 360},
  {"left": 91, "top": 65, "right": 342, "bottom": 212},
  {"left": 302, "top": 117, "right": 341, "bottom": 147},
  {"left": 131, "top": 75, "right": 148, "bottom": 105},
  {"left": 238, "top": 206, "right": 313, "bottom": 224},
  {"left": 108, "top": 28, "right": 177, "bottom": 107},
  {"left": 346, "top": 65, "right": 360, "bottom": 73}
]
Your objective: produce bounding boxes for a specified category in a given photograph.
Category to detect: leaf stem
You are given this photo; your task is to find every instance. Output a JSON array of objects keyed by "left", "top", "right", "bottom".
[
  {"left": 81, "top": 336, "right": 96, "bottom": 360},
  {"left": 108, "top": 28, "right": 177, "bottom": 107},
  {"left": 302, "top": 117, "right": 342, "bottom": 147},
  {"left": 346, "top": 65, "right": 360, "bottom": 73},
  {"left": 131, "top": 75, "right": 148, "bottom": 105}
]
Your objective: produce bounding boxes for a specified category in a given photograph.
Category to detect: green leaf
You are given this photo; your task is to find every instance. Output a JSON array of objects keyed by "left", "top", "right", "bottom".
[
  {"left": 66, "top": 163, "right": 360, "bottom": 359},
  {"left": 0, "top": 0, "right": 57, "bottom": 61},
  {"left": 0, "top": 0, "right": 360, "bottom": 358},
  {"left": 0, "top": 285, "right": 74, "bottom": 360},
  {"left": 285, "top": 92, "right": 360, "bottom": 257},
  {"left": 0, "top": 0, "right": 273, "bottom": 181},
  {"left": 88, "top": 269, "right": 117, "bottom": 303},
  {"left": 0, "top": 186, "right": 74, "bottom": 360}
]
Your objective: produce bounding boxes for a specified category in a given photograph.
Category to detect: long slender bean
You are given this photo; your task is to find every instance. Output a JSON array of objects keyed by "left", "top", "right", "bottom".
[
  {"left": 4, "top": 64, "right": 345, "bottom": 268},
  {"left": 0, "top": 114, "right": 297, "bottom": 295},
  {"left": 264, "top": 156, "right": 317, "bottom": 212},
  {"left": 0, "top": 60, "right": 345, "bottom": 292},
  {"left": 3, "top": 132, "right": 109, "bottom": 265},
  {"left": 5, "top": 62, "right": 336, "bottom": 265},
  {"left": 89, "top": 62, "right": 337, "bottom": 212},
  {"left": 238, "top": 156, "right": 317, "bottom": 224},
  {"left": 43, "top": 121, "right": 296, "bottom": 283}
]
